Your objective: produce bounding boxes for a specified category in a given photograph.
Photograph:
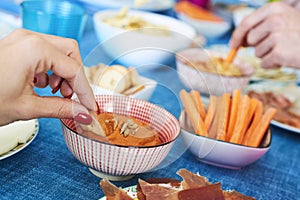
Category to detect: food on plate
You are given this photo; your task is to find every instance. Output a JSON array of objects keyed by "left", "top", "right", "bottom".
[
  {"left": 179, "top": 89, "right": 276, "bottom": 147},
  {"left": 102, "top": 7, "right": 170, "bottom": 36},
  {"left": 84, "top": 64, "right": 144, "bottom": 95},
  {"left": 247, "top": 86, "right": 300, "bottom": 128},
  {"left": 100, "top": 168, "right": 255, "bottom": 199},
  {"left": 174, "top": 1, "right": 224, "bottom": 22},
  {"left": 77, "top": 112, "right": 161, "bottom": 146},
  {"left": 0, "top": 120, "right": 36, "bottom": 156},
  {"left": 181, "top": 56, "right": 242, "bottom": 76}
]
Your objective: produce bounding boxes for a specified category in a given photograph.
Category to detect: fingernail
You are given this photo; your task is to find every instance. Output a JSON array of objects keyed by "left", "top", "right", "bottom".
[
  {"left": 33, "top": 77, "right": 37, "bottom": 84},
  {"left": 65, "top": 93, "right": 73, "bottom": 99},
  {"left": 95, "top": 101, "right": 101, "bottom": 114},
  {"left": 52, "top": 79, "right": 64, "bottom": 94},
  {"left": 74, "top": 113, "right": 92, "bottom": 125}
]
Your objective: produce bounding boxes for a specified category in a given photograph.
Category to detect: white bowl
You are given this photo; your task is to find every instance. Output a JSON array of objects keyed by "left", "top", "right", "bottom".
[
  {"left": 176, "top": 48, "right": 254, "bottom": 96},
  {"left": 176, "top": 12, "right": 232, "bottom": 38},
  {"left": 61, "top": 95, "right": 180, "bottom": 181},
  {"left": 179, "top": 111, "right": 271, "bottom": 170},
  {"left": 91, "top": 75, "right": 157, "bottom": 101},
  {"left": 93, "top": 9, "right": 197, "bottom": 67}
]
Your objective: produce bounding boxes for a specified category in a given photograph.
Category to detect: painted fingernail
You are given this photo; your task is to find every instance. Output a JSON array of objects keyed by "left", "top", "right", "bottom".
[
  {"left": 65, "top": 93, "right": 73, "bottom": 99},
  {"left": 74, "top": 113, "right": 92, "bottom": 125},
  {"left": 33, "top": 77, "right": 37, "bottom": 84},
  {"left": 96, "top": 101, "right": 101, "bottom": 114},
  {"left": 52, "top": 79, "right": 64, "bottom": 94}
]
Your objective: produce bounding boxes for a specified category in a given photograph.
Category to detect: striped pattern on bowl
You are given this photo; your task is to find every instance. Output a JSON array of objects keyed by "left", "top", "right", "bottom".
[{"left": 61, "top": 95, "right": 180, "bottom": 176}]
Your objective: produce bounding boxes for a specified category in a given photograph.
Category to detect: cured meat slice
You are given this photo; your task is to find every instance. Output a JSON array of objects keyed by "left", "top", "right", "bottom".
[
  {"left": 178, "top": 183, "right": 224, "bottom": 200},
  {"left": 100, "top": 179, "right": 133, "bottom": 200}
]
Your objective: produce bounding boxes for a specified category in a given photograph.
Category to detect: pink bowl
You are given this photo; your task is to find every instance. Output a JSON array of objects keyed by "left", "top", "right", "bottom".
[
  {"left": 61, "top": 95, "right": 180, "bottom": 181},
  {"left": 176, "top": 48, "right": 254, "bottom": 96}
]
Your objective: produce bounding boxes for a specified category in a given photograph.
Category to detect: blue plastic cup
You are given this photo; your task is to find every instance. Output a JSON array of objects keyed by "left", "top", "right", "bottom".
[{"left": 21, "top": 0, "right": 87, "bottom": 42}]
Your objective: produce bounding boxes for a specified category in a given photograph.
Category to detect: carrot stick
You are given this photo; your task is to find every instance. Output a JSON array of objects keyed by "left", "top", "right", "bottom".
[
  {"left": 216, "top": 93, "right": 231, "bottom": 141},
  {"left": 246, "top": 108, "right": 277, "bottom": 147},
  {"left": 204, "top": 95, "right": 217, "bottom": 132},
  {"left": 226, "top": 48, "right": 238, "bottom": 64},
  {"left": 174, "top": 1, "right": 223, "bottom": 22},
  {"left": 190, "top": 90, "right": 206, "bottom": 120},
  {"left": 242, "top": 101, "right": 263, "bottom": 145},
  {"left": 239, "top": 98, "right": 258, "bottom": 143},
  {"left": 226, "top": 90, "right": 241, "bottom": 141},
  {"left": 229, "top": 95, "right": 251, "bottom": 144},
  {"left": 180, "top": 90, "right": 207, "bottom": 136}
]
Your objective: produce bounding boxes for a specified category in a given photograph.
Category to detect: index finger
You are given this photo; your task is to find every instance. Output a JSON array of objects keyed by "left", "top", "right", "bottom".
[{"left": 229, "top": 2, "right": 284, "bottom": 48}]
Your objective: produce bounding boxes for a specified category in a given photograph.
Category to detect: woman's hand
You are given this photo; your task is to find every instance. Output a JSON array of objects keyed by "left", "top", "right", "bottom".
[
  {"left": 230, "top": 2, "right": 300, "bottom": 68},
  {"left": 0, "top": 29, "right": 97, "bottom": 126}
]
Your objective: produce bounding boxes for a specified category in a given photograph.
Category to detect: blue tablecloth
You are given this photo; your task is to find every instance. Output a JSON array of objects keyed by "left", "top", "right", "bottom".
[{"left": 0, "top": 1, "right": 300, "bottom": 200}]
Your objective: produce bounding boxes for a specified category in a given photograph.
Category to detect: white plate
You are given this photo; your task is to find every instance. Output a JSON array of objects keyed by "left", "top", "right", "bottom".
[
  {"left": 80, "top": 0, "right": 174, "bottom": 11},
  {"left": 271, "top": 120, "right": 300, "bottom": 134},
  {"left": 0, "top": 119, "right": 39, "bottom": 160},
  {"left": 99, "top": 185, "right": 137, "bottom": 200}
]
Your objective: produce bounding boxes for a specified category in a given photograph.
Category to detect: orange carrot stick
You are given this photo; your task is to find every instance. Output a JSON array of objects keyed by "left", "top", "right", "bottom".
[
  {"left": 174, "top": 1, "right": 223, "bottom": 22},
  {"left": 180, "top": 90, "right": 207, "bottom": 136},
  {"left": 226, "top": 90, "right": 241, "bottom": 141},
  {"left": 230, "top": 95, "right": 251, "bottom": 144},
  {"left": 226, "top": 48, "right": 238, "bottom": 64},
  {"left": 242, "top": 101, "right": 263, "bottom": 145},
  {"left": 216, "top": 93, "right": 231, "bottom": 141},
  {"left": 190, "top": 90, "right": 206, "bottom": 120},
  {"left": 204, "top": 95, "right": 217, "bottom": 133},
  {"left": 246, "top": 108, "right": 277, "bottom": 147}
]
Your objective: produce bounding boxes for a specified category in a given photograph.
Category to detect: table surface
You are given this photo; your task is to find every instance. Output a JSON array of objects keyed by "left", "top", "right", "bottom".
[{"left": 0, "top": 1, "right": 300, "bottom": 200}]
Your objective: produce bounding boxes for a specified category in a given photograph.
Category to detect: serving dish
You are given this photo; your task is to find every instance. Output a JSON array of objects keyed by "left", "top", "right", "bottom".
[
  {"left": 0, "top": 119, "right": 39, "bottom": 160},
  {"left": 176, "top": 48, "right": 254, "bottom": 96},
  {"left": 93, "top": 9, "right": 196, "bottom": 67},
  {"left": 61, "top": 95, "right": 180, "bottom": 181},
  {"left": 179, "top": 111, "right": 271, "bottom": 169}
]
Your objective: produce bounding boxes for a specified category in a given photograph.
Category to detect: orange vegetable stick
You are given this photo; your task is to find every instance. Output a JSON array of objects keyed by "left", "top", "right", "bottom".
[
  {"left": 242, "top": 101, "right": 263, "bottom": 145},
  {"left": 174, "top": 1, "right": 223, "bottom": 22},
  {"left": 226, "top": 48, "right": 238, "bottom": 64},
  {"left": 180, "top": 90, "right": 207, "bottom": 136},
  {"left": 239, "top": 98, "right": 259, "bottom": 143},
  {"left": 204, "top": 95, "right": 217, "bottom": 132},
  {"left": 190, "top": 90, "right": 206, "bottom": 120},
  {"left": 216, "top": 93, "right": 231, "bottom": 141},
  {"left": 226, "top": 90, "right": 241, "bottom": 141},
  {"left": 246, "top": 108, "right": 277, "bottom": 147},
  {"left": 230, "top": 95, "right": 251, "bottom": 144}
]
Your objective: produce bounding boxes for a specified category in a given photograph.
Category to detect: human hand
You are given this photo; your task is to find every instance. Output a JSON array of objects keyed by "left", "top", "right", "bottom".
[
  {"left": 0, "top": 29, "right": 97, "bottom": 126},
  {"left": 229, "top": 2, "right": 300, "bottom": 68},
  {"left": 283, "top": 0, "right": 300, "bottom": 10}
]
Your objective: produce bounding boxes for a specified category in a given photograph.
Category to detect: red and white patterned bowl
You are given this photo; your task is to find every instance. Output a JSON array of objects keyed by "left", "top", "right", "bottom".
[
  {"left": 60, "top": 95, "right": 180, "bottom": 181},
  {"left": 176, "top": 48, "right": 254, "bottom": 96}
]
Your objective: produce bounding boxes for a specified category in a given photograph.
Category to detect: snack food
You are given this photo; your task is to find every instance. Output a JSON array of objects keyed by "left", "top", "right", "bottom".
[
  {"left": 179, "top": 89, "right": 276, "bottom": 147},
  {"left": 100, "top": 168, "right": 255, "bottom": 200},
  {"left": 102, "top": 7, "right": 170, "bottom": 36},
  {"left": 247, "top": 88, "right": 300, "bottom": 129},
  {"left": 77, "top": 112, "right": 161, "bottom": 147},
  {"left": 84, "top": 64, "right": 144, "bottom": 95}
]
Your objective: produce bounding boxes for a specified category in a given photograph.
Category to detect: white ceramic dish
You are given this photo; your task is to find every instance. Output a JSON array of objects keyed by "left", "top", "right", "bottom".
[
  {"left": 176, "top": 12, "right": 231, "bottom": 38},
  {"left": 80, "top": 0, "right": 174, "bottom": 12},
  {"left": 176, "top": 48, "right": 254, "bottom": 96},
  {"left": 91, "top": 75, "right": 157, "bottom": 101},
  {"left": 93, "top": 9, "right": 196, "bottom": 67},
  {"left": 0, "top": 119, "right": 39, "bottom": 160},
  {"left": 179, "top": 111, "right": 271, "bottom": 170}
]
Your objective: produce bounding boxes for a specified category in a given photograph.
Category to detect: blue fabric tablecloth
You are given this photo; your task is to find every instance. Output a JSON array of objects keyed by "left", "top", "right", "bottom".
[{"left": 0, "top": 1, "right": 300, "bottom": 200}]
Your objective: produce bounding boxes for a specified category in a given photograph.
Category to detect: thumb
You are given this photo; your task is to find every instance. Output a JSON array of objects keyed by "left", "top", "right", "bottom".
[{"left": 28, "top": 96, "right": 92, "bottom": 125}]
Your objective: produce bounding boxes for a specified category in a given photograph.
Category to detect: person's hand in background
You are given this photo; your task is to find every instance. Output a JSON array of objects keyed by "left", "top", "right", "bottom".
[
  {"left": 230, "top": 2, "right": 300, "bottom": 68},
  {"left": 0, "top": 29, "right": 97, "bottom": 126}
]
